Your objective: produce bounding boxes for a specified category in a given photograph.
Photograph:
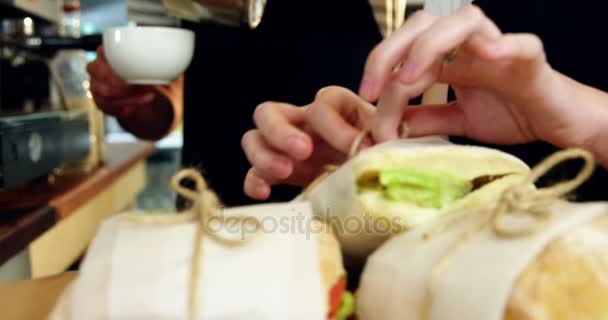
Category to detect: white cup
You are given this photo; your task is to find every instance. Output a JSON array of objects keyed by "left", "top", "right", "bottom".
[{"left": 103, "top": 26, "right": 195, "bottom": 85}]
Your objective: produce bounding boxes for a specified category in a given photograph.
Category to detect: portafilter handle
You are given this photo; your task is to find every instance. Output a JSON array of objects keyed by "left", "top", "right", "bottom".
[{"left": 1, "top": 34, "right": 102, "bottom": 55}]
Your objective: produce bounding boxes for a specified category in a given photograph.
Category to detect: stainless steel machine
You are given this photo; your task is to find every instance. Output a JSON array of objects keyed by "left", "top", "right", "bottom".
[{"left": 0, "top": 6, "right": 102, "bottom": 190}]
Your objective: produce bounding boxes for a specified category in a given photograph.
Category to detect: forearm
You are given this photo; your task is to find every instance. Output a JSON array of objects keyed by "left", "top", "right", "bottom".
[
  {"left": 541, "top": 71, "right": 608, "bottom": 168},
  {"left": 576, "top": 84, "right": 608, "bottom": 168}
]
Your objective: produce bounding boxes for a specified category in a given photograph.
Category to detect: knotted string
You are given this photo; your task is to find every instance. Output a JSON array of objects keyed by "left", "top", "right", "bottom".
[
  {"left": 300, "top": 124, "right": 410, "bottom": 199},
  {"left": 491, "top": 148, "right": 595, "bottom": 237},
  {"left": 125, "top": 168, "right": 260, "bottom": 320},
  {"left": 421, "top": 148, "right": 596, "bottom": 320}
]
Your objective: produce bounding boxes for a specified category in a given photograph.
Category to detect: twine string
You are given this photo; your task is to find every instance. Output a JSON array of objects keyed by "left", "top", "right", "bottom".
[
  {"left": 490, "top": 148, "right": 595, "bottom": 237},
  {"left": 422, "top": 148, "right": 596, "bottom": 320},
  {"left": 301, "top": 124, "right": 410, "bottom": 199},
  {"left": 123, "top": 168, "right": 262, "bottom": 320}
]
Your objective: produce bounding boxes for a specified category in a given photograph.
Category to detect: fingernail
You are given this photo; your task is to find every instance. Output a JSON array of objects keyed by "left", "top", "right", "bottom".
[
  {"left": 399, "top": 61, "right": 417, "bottom": 82},
  {"left": 359, "top": 77, "right": 376, "bottom": 101},
  {"left": 250, "top": 175, "right": 269, "bottom": 198},
  {"left": 288, "top": 136, "right": 309, "bottom": 160},
  {"left": 256, "top": 184, "right": 270, "bottom": 198}
]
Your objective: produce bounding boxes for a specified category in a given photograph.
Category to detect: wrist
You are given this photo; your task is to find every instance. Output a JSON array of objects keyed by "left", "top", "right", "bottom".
[
  {"left": 536, "top": 69, "right": 608, "bottom": 167},
  {"left": 574, "top": 86, "right": 608, "bottom": 168}
]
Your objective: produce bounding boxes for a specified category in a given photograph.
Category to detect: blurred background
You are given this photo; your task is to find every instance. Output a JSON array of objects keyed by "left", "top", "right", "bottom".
[
  {"left": 2, "top": 0, "right": 185, "bottom": 213},
  {"left": 0, "top": 0, "right": 425, "bottom": 282},
  {"left": 0, "top": 0, "right": 186, "bottom": 282},
  {"left": 83, "top": 0, "right": 183, "bottom": 212}
]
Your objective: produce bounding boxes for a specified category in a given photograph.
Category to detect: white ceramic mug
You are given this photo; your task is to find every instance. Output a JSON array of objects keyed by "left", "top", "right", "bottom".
[{"left": 103, "top": 26, "right": 195, "bottom": 85}]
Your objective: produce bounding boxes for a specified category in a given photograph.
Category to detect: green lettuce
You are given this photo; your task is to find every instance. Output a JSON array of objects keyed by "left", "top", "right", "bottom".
[
  {"left": 376, "top": 168, "right": 473, "bottom": 209},
  {"left": 336, "top": 291, "right": 355, "bottom": 320}
]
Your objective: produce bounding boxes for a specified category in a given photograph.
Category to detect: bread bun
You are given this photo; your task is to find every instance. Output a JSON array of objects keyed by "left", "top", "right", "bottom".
[
  {"left": 506, "top": 215, "right": 608, "bottom": 320},
  {"left": 315, "top": 219, "right": 350, "bottom": 320}
]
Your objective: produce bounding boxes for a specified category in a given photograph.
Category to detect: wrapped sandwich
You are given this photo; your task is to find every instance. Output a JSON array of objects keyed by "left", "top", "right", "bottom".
[
  {"left": 304, "top": 136, "right": 530, "bottom": 257},
  {"left": 357, "top": 149, "right": 608, "bottom": 320},
  {"left": 49, "top": 170, "right": 354, "bottom": 320}
]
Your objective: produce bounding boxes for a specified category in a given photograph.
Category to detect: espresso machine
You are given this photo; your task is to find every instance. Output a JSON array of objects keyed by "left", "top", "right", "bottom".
[{"left": 0, "top": 4, "right": 102, "bottom": 190}]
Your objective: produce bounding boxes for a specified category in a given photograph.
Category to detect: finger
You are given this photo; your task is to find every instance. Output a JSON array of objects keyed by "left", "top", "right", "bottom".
[
  {"left": 244, "top": 167, "right": 272, "bottom": 200},
  {"left": 253, "top": 102, "right": 313, "bottom": 161},
  {"left": 89, "top": 79, "right": 150, "bottom": 99},
  {"left": 440, "top": 33, "right": 546, "bottom": 88},
  {"left": 87, "top": 48, "right": 128, "bottom": 87},
  {"left": 360, "top": 10, "right": 438, "bottom": 101},
  {"left": 356, "top": 97, "right": 377, "bottom": 135},
  {"left": 399, "top": 5, "right": 501, "bottom": 83},
  {"left": 484, "top": 33, "right": 545, "bottom": 62},
  {"left": 93, "top": 94, "right": 154, "bottom": 118},
  {"left": 90, "top": 86, "right": 155, "bottom": 108},
  {"left": 241, "top": 130, "right": 294, "bottom": 180},
  {"left": 402, "top": 102, "right": 466, "bottom": 137},
  {"left": 96, "top": 46, "right": 105, "bottom": 61},
  {"left": 93, "top": 98, "right": 136, "bottom": 118},
  {"left": 307, "top": 86, "right": 374, "bottom": 153},
  {"left": 373, "top": 64, "right": 440, "bottom": 142}
]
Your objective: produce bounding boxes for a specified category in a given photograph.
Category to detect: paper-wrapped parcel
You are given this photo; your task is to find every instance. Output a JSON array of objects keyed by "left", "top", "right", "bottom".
[
  {"left": 304, "top": 136, "right": 530, "bottom": 257},
  {"left": 49, "top": 170, "right": 354, "bottom": 320},
  {"left": 357, "top": 149, "right": 608, "bottom": 320}
]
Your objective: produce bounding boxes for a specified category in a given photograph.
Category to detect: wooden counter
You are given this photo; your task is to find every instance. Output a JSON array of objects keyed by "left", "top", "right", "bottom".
[
  {"left": 0, "top": 142, "right": 155, "bottom": 279},
  {"left": 0, "top": 207, "right": 55, "bottom": 272},
  {"left": 0, "top": 272, "right": 76, "bottom": 320}
]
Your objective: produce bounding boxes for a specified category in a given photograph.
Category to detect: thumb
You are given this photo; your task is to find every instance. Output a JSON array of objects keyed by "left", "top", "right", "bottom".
[{"left": 403, "top": 102, "right": 466, "bottom": 138}]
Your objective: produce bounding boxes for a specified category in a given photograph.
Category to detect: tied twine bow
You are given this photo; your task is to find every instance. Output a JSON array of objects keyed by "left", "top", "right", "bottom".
[
  {"left": 490, "top": 148, "right": 595, "bottom": 237},
  {"left": 423, "top": 148, "right": 596, "bottom": 241},
  {"left": 421, "top": 148, "right": 596, "bottom": 320},
  {"left": 296, "top": 125, "right": 596, "bottom": 319},
  {"left": 126, "top": 169, "right": 261, "bottom": 320}
]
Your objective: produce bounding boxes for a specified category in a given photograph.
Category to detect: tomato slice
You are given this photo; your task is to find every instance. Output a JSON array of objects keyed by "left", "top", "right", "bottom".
[{"left": 328, "top": 277, "right": 347, "bottom": 319}]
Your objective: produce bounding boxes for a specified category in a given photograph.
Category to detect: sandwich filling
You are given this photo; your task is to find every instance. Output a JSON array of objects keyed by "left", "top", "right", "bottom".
[
  {"left": 328, "top": 277, "right": 355, "bottom": 320},
  {"left": 357, "top": 167, "right": 508, "bottom": 209}
]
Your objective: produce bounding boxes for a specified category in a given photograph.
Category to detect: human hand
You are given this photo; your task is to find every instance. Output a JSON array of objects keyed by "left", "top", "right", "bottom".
[
  {"left": 359, "top": 5, "right": 603, "bottom": 152},
  {"left": 242, "top": 87, "right": 375, "bottom": 200},
  {"left": 87, "top": 47, "right": 158, "bottom": 119}
]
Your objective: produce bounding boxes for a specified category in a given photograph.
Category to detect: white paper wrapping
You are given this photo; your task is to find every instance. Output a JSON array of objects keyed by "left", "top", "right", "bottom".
[
  {"left": 357, "top": 201, "right": 608, "bottom": 320},
  {"left": 305, "top": 137, "right": 529, "bottom": 258},
  {"left": 51, "top": 202, "right": 327, "bottom": 320}
]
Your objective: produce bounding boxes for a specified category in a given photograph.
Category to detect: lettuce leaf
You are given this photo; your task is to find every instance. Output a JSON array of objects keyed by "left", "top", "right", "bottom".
[
  {"left": 336, "top": 291, "right": 355, "bottom": 320},
  {"left": 378, "top": 168, "right": 473, "bottom": 209}
]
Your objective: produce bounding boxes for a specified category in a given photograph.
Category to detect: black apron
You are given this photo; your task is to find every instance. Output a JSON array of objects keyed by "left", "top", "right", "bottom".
[{"left": 182, "top": 0, "right": 382, "bottom": 206}]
